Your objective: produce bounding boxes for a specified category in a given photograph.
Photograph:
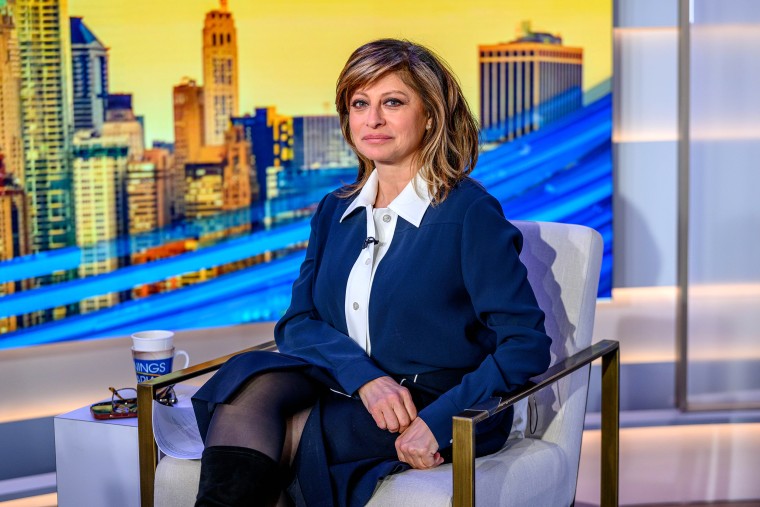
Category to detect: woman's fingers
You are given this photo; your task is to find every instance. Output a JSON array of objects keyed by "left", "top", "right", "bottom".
[
  {"left": 397, "top": 445, "right": 441, "bottom": 469},
  {"left": 395, "top": 417, "right": 442, "bottom": 470},
  {"left": 368, "top": 407, "right": 387, "bottom": 430},
  {"left": 358, "top": 376, "right": 417, "bottom": 433},
  {"left": 380, "top": 405, "right": 401, "bottom": 432}
]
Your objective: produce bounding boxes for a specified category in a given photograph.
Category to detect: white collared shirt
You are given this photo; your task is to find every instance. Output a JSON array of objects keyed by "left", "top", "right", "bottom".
[{"left": 340, "top": 170, "right": 432, "bottom": 354}]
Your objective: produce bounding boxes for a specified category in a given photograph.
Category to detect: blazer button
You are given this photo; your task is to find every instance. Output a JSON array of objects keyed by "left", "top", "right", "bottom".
[{"left": 353, "top": 302, "right": 359, "bottom": 310}]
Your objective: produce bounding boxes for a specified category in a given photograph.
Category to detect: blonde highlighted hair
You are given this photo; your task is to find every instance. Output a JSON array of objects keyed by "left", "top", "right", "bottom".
[{"left": 335, "top": 39, "right": 479, "bottom": 202}]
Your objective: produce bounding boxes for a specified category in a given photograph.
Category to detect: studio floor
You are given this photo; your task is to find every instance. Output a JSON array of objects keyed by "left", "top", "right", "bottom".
[{"left": 2, "top": 494, "right": 760, "bottom": 506}]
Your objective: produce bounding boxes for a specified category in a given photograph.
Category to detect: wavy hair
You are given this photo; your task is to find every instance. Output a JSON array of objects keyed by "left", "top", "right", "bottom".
[{"left": 335, "top": 39, "right": 479, "bottom": 202}]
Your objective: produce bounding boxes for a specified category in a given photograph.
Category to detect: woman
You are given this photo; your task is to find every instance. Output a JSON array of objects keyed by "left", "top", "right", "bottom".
[{"left": 192, "top": 38, "right": 552, "bottom": 507}]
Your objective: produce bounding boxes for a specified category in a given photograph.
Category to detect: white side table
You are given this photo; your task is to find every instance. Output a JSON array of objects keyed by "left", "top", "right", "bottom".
[{"left": 54, "top": 404, "right": 140, "bottom": 507}]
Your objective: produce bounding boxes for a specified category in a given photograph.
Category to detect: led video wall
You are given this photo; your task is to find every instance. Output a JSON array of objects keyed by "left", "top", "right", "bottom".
[{"left": 0, "top": 0, "right": 612, "bottom": 349}]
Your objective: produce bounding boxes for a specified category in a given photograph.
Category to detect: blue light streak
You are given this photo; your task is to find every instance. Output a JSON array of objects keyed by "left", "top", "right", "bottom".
[{"left": 0, "top": 94, "right": 613, "bottom": 349}]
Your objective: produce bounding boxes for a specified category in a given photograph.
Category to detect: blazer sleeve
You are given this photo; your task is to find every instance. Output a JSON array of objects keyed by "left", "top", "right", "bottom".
[
  {"left": 418, "top": 193, "right": 552, "bottom": 446},
  {"left": 274, "top": 195, "right": 388, "bottom": 395}
]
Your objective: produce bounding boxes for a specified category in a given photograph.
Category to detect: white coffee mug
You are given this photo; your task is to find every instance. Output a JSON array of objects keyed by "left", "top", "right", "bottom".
[
  {"left": 132, "top": 330, "right": 175, "bottom": 352},
  {"left": 131, "top": 330, "right": 190, "bottom": 383}
]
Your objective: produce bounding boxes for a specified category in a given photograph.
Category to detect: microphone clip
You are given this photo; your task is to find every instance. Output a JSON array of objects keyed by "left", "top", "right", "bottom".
[{"left": 362, "top": 236, "right": 379, "bottom": 249}]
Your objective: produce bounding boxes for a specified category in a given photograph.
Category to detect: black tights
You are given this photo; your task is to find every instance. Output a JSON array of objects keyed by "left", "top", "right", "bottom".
[{"left": 205, "top": 371, "right": 319, "bottom": 462}]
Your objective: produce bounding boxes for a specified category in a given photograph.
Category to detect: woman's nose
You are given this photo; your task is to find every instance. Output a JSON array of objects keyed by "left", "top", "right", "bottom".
[{"left": 366, "top": 105, "right": 385, "bottom": 128}]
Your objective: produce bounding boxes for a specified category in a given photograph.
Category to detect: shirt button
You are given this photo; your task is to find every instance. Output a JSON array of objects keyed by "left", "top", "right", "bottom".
[
  {"left": 352, "top": 302, "right": 359, "bottom": 310},
  {"left": 382, "top": 214, "right": 391, "bottom": 223},
  {"left": 364, "top": 258, "right": 371, "bottom": 265}
]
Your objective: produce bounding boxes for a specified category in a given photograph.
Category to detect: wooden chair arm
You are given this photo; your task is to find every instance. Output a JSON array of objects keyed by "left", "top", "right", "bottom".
[
  {"left": 137, "top": 339, "right": 277, "bottom": 507},
  {"left": 452, "top": 339, "right": 620, "bottom": 507}
]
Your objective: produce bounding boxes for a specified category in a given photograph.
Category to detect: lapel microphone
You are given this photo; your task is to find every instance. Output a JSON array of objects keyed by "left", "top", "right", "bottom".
[{"left": 362, "top": 237, "right": 379, "bottom": 249}]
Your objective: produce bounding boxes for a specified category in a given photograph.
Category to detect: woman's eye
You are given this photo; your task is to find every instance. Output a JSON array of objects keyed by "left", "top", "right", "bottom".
[
  {"left": 351, "top": 99, "right": 368, "bottom": 108},
  {"left": 384, "top": 98, "right": 403, "bottom": 107}
]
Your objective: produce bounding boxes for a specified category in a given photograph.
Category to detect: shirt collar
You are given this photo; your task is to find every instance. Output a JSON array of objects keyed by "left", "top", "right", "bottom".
[{"left": 340, "top": 169, "right": 432, "bottom": 227}]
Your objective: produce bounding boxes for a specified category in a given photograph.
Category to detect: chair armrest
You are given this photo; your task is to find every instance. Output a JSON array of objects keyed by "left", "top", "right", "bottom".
[
  {"left": 137, "top": 339, "right": 277, "bottom": 507},
  {"left": 452, "top": 339, "right": 620, "bottom": 507}
]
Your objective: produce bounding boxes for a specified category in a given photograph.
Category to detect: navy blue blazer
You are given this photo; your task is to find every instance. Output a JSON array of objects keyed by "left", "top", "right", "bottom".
[{"left": 274, "top": 177, "right": 551, "bottom": 446}]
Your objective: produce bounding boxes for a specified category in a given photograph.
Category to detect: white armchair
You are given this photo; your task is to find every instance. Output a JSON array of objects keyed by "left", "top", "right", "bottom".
[{"left": 138, "top": 220, "right": 619, "bottom": 507}]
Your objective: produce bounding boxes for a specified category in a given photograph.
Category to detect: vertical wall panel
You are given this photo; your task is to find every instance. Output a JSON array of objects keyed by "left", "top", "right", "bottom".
[{"left": 686, "top": 0, "right": 760, "bottom": 408}]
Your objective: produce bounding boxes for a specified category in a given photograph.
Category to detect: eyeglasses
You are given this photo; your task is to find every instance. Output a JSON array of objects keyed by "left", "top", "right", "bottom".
[
  {"left": 90, "top": 387, "right": 138, "bottom": 419},
  {"left": 109, "top": 387, "right": 138, "bottom": 414},
  {"left": 90, "top": 385, "right": 179, "bottom": 420},
  {"left": 111, "top": 385, "right": 177, "bottom": 407},
  {"left": 156, "top": 384, "right": 178, "bottom": 407}
]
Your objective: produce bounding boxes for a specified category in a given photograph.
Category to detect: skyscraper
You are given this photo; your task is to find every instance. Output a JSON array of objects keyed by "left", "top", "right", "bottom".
[
  {"left": 144, "top": 147, "right": 172, "bottom": 229},
  {"left": 173, "top": 77, "right": 204, "bottom": 220},
  {"left": 0, "top": 5, "right": 23, "bottom": 180},
  {"left": 101, "top": 93, "right": 144, "bottom": 239},
  {"left": 184, "top": 159, "right": 224, "bottom": 220},
  {"left": 72, "top": 130, "right": 128, "bottom": 312},
  {"left": 0, "top": 167, "right": 30, "bottom": 333},
  {"left": 173, "top": 78, "right": 204, "bottom": 164},
  {"left": 14, "top": 0, "right": 75, "bottom": 253},
  {"left": 70, "top": 16, "right": 108, "bottom": 134},
  {"left": 126, "top": 159, "right": 162, "bottom": 235},
  {"left": 103, "top": 93, "right": 144, "bottom": 160},
  {"left": 231, "top": 107, "right": 292, "bottom": 201},
  {"left": 479, "top": 24, "right": 583, "bottom": 143},
  {"left": 292, "top": 115, "right": 357, "bottom": 171},
  {"left": 183, "top": 139, "right": 253, "bottom": 218},
  {"left": 0, "top": 167, "right": 29, "bottom": 262},
  {"left": 222, "top": 123, "right": 254, "bottom": 209},
  {"left": 202, "top": 0, "right": 238, "bottom": 146}
]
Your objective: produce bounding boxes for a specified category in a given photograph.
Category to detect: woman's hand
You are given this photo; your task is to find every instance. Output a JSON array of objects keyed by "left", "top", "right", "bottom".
[
  {"left": 395, "top": 417, "right": 443, "bottom": 469},
  {"left": 358, "top": 376, "right": 417, "bottom": 433}
]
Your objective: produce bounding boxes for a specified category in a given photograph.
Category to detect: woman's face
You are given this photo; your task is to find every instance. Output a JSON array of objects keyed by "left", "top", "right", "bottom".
[{"left": 348, "top": 72, "right": 429, "bottom": 172}]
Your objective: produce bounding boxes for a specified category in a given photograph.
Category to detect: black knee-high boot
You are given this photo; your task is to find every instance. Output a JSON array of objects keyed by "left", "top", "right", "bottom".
[{"left": 195, "top": 446, "right": 280, "bottom": 507}]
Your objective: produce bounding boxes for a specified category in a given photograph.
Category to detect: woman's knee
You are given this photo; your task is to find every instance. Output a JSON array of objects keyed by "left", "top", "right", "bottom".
[{"left": 230, "top": 371, "right": 318, "bottom": 414}]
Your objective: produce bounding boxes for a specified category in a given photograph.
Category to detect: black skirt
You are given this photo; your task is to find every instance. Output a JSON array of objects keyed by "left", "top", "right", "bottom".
[{"left": 192, "top": 350, "right": 512, "bottom": 507}]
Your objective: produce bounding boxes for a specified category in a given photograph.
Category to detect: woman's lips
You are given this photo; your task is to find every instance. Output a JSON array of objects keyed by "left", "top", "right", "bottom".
[{"left": 362, "top": 135, "right": 392, "bottom": 143}]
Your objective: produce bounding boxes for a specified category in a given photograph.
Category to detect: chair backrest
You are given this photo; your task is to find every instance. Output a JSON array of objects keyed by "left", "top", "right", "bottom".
[{"left": 512, "top": 220, "right": 603, "bottom": 500}]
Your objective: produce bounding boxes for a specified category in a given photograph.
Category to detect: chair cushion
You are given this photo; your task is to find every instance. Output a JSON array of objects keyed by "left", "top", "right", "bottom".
[
  {"left": 155, "top": 456, "right": 201, "bottom": 507},
  {"left": 366, "top": 437, "right": 571, "bottom": 507},
  {"left": 155, "top": 437, "right": 571, "bottom": 507}
]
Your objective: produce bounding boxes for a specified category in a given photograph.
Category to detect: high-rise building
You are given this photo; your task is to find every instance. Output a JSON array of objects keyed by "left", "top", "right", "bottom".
[
  {"left": 14, "top": 0, "right": 76, "bottom": 253},
  {"left": 184, "top": 159, "right": 224, "bottom": 220},
  {"left": 144, "top": 147, "right": 172, "bottom": 228},
  {"left": 0, "top": 166, "right": 30, "bottom": 263},
  {"left": 0, "top": 167, "right": 31, "bottom": 333},
  {"left": 479, "top": 24, "right": 583, "bottom": 143},
  {"left": 292, "top": 115, "right": 357, "bottom": 171},
  {"left": 72, "top": 131, "right": 128, "bottom": 312},
  {"left": 173, "top": 78, "right": 204, "bottom": 220},
  {"left": 126, "top": 160, "right": 164, "bottom": 236},
  {"left": 202, "top": 0, "right": 238, "bottom": 146},
  {"left": 0, "top": 5, "right": 23, "bottom": 180},
  {"left": 96, "top": 94, "right": 145, "bottom": 240},
  {"left": 231, "top": 107, "right": 292, "bottom": 201},
  {"left": 103, "top": 93, "right": 144, "bottom": 159},
  {"left": 173, "top": 78, "right": 204, "bottom": 163},
  {"left": 183, "top": 144, "right": 248, "bottom": 214},
  {"left": 70, "top": 16, "right": 108, "bottom": 134},
  {"left": 222, "top": 123, "right": 254, "bottom": 210}
]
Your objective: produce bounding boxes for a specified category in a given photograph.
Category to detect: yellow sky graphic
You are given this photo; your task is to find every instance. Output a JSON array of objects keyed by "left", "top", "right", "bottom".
[{"left": 69, "top": 0, "right": 611, "bottom": 144}]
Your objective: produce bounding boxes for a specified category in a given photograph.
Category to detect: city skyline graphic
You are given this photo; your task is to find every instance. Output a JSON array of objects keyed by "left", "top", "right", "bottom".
[
  {"left": 0, "top": 0, "right": 612, "bottom": 349},
  {"left": 68, "top": 0, "right": 612, "bottom": 145}
]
